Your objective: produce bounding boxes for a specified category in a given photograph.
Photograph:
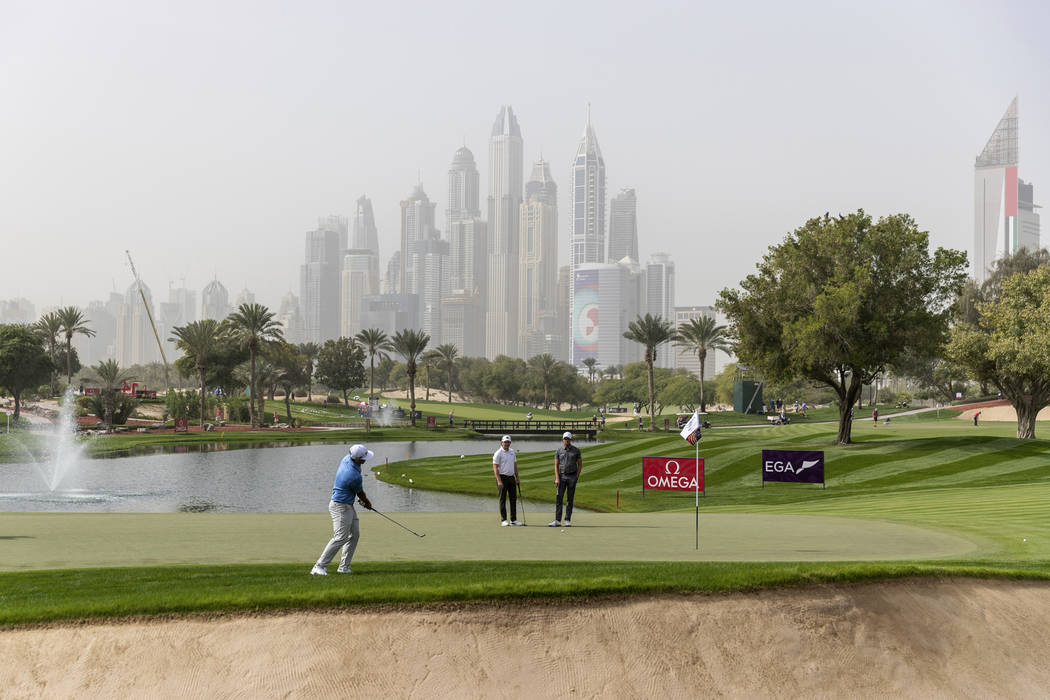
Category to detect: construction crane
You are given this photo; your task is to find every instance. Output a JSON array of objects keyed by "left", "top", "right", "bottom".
[{"left": 126, "top": 250, "right": 171, "bottom": 388}]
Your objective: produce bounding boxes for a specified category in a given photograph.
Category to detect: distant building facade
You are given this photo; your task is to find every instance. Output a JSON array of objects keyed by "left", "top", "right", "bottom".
[
  {"left": 646, "top": 253, "right": 676, "bottom": 368},
  {"left": 519, "top": 159, "right": 560, "bottom": 359},
  {"left": 200, "top": 279, "right": 230, "bottom": 321},
  {"left": 571, "top": 261, "right": 643, "bottom": 370},
  {"left": 608, "top": 188, "right": 638, "bottom": 263},
  {"left": 568, "top": 108, "right": 607, "bottom": 362},
  {"left": 300, "top": 224, "right": 341, "bottom": 343},
  {"left": 673, "top": 305, "right": 718, "bottom": 381}
]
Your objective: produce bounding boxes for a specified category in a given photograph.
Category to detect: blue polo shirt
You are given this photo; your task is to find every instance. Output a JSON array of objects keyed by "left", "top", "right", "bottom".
[{"left": 331, "top": 454, "right": 364, "bottom": 504}]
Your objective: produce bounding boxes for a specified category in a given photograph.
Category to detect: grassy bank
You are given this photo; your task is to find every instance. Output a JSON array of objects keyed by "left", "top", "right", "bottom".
[{"left": 3, "top": 559, "right": 1050, "bottom": 627}]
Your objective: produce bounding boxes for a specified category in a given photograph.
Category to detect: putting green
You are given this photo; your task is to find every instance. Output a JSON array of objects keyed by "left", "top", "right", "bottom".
[{"left": 0, "top": 511, "right": 975, "bottom": 571}]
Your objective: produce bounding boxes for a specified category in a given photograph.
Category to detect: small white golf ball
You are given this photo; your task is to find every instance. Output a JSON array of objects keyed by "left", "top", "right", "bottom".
[
  {"left": 401, "top": 473, "right": 406, "bottom": 478},
  {"left": 409, "top": 479, "right": 413, "bottom": 484},
  {"left": 460, "top": 455, "right": 465, "bottom": 459},
  {"left": 1024, "top": 538, "right": 1027, "bottom": 542},
  {"left": 561, "top": 529, "right": 565, "bottom": 532}
]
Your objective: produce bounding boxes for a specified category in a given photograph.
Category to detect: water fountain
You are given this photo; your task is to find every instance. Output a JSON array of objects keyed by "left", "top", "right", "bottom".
[{"left": 3, "top": 387, "right": 89, "bottom": 497}]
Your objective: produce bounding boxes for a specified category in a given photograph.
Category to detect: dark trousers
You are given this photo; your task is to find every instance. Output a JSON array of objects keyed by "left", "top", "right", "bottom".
[
  {"left": 499, "top": 479, "right": 517, "bottom": 521},
  {"left": 556, "top": 474, "right": 578, "bottom": 522}
]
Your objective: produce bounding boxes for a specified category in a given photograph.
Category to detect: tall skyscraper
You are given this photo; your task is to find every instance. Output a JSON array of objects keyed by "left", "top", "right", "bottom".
[
  {"left": 277, "top": 292, "right": 304, "bottom": 345},
  {"left": 519, "top": 159, "right": 560, "bottom": 358},
  {"left": 447, "top": 146, "right": 481, "bottom": 235},
  {"left": 74, "top": 295, "right": 119, "bottom": 366},
  {"left": 235, "top": 288, "right": 255, "bottom": 308},
  {"left": 351, "top": 196, "right": 381, "bottom": 296},
  {"left": 486, "top": 106, "right": 524, "bottom": 359},
  {"left": 341, "top": 249, "right": 378, "bottom": 338},
  {"left": 201, "top": 279, "right": 230, "bottom": 321},
  {"left": 973, "top": 97, "right": 1042, "bottom": 283},
  {"left": 608, "top": 188, "right": 638, "bottom": 263},
  {"left": 400, "top": 184, "right": 448, "bottom": 343},
  {"left": 319, "top": 214, "right": 349, "bottom": 257},
  {"left": 568, "top": 107, "right": 607, "bottom": 363},
  {"left": 116, "top": 282, "right": 160, "bottom": 366},
  {"left": 0, "top": 298, "right": 36, "bottom": 324},
  {"left": 300, "top": 224, "right": 340, "bottom": 342},
  {"left": 646, "top": 253, "right": 675, "bottom": 368}
]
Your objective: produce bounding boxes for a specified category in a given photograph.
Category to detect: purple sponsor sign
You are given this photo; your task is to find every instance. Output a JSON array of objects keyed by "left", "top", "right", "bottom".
[{"left": 761, "top": 449, "right": 825, "bottom": 485}]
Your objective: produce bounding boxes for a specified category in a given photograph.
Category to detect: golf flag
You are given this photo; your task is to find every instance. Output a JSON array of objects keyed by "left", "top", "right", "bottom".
[{"left": 680, "top": 410, "right": 700, "bottom": 445}]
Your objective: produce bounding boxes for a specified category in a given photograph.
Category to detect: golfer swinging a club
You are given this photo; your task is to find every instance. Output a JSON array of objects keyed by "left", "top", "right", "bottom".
[{"left": 311, "top": 444, "right": 374, "bottom": 575}]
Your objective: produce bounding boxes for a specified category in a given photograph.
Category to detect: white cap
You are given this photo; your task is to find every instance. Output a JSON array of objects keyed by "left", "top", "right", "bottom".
[
  {"left": 348, "top": 444, "right": 375, "bottom": 461},
  {"left": 501, "top": 435, "right": 512, "bottom": 443},
  {"left": 562, "top": 431, "right": 573, "bottom": 440}
]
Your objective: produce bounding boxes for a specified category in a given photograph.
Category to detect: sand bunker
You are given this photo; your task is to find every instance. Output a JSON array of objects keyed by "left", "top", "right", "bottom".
[
  {"left": 3, "top": 579, "right": 1049, "bottom": 698},
  {"left": 958, "top": 404, "right": 1050, "bottom": 422}
]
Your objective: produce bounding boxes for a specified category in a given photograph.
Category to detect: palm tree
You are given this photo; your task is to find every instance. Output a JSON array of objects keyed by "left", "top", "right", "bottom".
[
  {"left": 56, "top": 306, "right": 95, "bottom": 390},
  {"left": 421, "top": 350, "right": 440, "bottom": 401},
  {"left": 581, "top": 357, "right": 598, "bottom": 384},
  {"left": 297, "top": 342, "right": 320, "bottom": 402},
  {"left": 674, "top": 316, "right": 731, "bottom": 412},
  {"left": 432, "top": 343, "right": 460, "bottom": 403},
  {"left": 389, "top": 329, "right": 430, "bottom": 427},
  {"left": 224, "top": 303, "right": 283, "bottom": 428},
  {"left": 90, "top": 359, "right": 133, "bottom": 431},
  {"left": 35, "top": 312, "right": 63, "bottom": 395},
  {"left": 528, "top": 354, "right": 559, "bottom": 409},
  {"left": 623, "top": 313, "right": 675, "bottom": 431},
  {"left": 170, "top": 319, "right": 221, "bottom": 427},
  {"left": 355, "top": 328, "right": 392, "bottom": 400}
]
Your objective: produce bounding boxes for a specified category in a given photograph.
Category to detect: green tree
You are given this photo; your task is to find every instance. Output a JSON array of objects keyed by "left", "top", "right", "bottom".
[
  {"left": 170, "top": 319, "right": 222, "bottom": 427},
  {"left": 314, "top": 337, "right": 366, "bottom": 408},
  {"left": 355, "top": 328, "right": 392, "bottom": 400},
  {"left": 674, "top": 316, "right": 731, "bottom": 412},
  {"left": 718, "top": 210, "right": 967, "bottom": 444},
  {"left": 713, "top": 364, "right": 737, "bottom": 406},
  {"left": 55, "top": 346, "right": 82, "bottom": 383},
  {"left": 89, "top": 359, "right": 134, "bottom": 429},
  {"left": 56, "top": 306, "right": 95, "bottom": 389},
  {"left": 421, "top": 349, "right": 440, "bottom": 401},
  {"left": 297, "top": 342, "right": 321, "bottom": 401},
  {"left": 947, "top": 265, "right": 1050, "bottom": 439},
  {"left": 271, "top": 342, "right": 309, "bottom": 421},
  {"left": 432, "top": 343, "right": 460, "bottom": 403},
  {"left": 0, "top": 324, "right": 53, "bottom": 421},
  {"left": 34, "top": 312, "right": 62, "bottom": 395},
  {"left": 389, "top": 329, "right": 430, "bottom": 426},
  {"left": 528, "top": 354, "right": 559, "bottom": 409},
  {"left": 581, "top": 357, "right": 598, "bottom": 384},
  {"left": 623, "top": 313, "right": 675, "bottom": 431},
  {"left": 224, "top": 303, "right": 283, "bottom": 428}
]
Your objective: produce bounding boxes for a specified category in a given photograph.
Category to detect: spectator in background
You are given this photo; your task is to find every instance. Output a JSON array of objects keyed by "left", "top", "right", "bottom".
[{"left": 974, "top": 411, "right": 981, "bottom": 427}]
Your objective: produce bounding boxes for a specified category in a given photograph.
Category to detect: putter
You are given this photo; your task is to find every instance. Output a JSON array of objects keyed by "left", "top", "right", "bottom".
[{"left": 368, "top": 506, "right": 426, "bottom": 537}]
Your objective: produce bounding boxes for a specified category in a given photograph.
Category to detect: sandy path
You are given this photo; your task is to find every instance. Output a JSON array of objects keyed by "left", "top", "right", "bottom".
[{"left": 3, "top": 579, "right": 1049, "bottom": 698}]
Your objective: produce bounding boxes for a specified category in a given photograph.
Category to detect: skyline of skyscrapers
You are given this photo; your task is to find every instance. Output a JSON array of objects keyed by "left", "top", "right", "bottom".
[
  {"left": 568, "top": 108, "right": 607, "bottom": 345},
  {"left": 519, "top": 159, "right": 560, "bottom": 358}
]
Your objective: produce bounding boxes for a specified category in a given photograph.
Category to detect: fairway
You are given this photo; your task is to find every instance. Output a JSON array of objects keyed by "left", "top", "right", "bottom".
[{"left": 0, "top": 510, "right": 975, "bottom": 570}]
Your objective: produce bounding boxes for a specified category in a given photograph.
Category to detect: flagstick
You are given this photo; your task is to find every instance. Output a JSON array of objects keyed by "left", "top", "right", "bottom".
[{"left": 695, "top": 430, "right": 700, "bottom": 551}]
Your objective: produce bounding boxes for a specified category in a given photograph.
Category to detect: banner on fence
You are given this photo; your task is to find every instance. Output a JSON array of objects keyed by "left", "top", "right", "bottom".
[{"left": 761, "top": 449, "right": 825, "bottom": 486}]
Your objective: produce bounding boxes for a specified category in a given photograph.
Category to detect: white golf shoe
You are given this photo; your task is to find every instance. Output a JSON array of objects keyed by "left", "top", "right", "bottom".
[
  {"left": 512, "top": 520, "right": 522, "bottom": 526},
  {"left": 501, "top": 520, "right": 509, "bottom": 526},
  {"left": 337, "top": 567, "right": 352, "bottom": 574},
  {"left": 310, "top": 565, "right": 327, "bottom": 576},
  {"left": 548, "top": 520, "right": 560, "bottom": 527},
  {"left": 564, "top": 521, "right": 572, "bottom": 527}
]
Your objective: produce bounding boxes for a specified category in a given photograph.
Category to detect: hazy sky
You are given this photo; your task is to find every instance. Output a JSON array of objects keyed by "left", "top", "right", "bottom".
[{"left": 2, "top": 0, "right": 1048, "bottom": 313}]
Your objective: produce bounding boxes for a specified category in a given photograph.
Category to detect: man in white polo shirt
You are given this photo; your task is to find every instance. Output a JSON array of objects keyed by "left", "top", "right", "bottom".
[{"left": 493, "top": 435, "right": 521, "bottom": 526}]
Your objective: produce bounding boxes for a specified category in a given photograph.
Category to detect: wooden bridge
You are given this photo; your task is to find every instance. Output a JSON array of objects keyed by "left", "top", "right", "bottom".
[{"left": 462, "top": 419, "right": 601, "bottom": 439}]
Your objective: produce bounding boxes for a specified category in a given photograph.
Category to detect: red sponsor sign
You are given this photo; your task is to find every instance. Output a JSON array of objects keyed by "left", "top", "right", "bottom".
[
  {"left": 83, "top": 387, "right": 100, "bottom": 395},
  {"left": 174, "top": 418, "right": 189, "bottom": 433},
  {"left": 642, "top": 456, "right": 704, "bottom": 493}
]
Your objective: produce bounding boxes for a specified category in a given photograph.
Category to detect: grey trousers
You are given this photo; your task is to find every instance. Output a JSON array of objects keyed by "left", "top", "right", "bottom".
[{"left": 316, "top": 500, "right": 360, "bottom": 570}]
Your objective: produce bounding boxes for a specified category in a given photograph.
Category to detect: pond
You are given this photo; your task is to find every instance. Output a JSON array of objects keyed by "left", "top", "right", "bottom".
[{"left": 0, "top": 439, "right": 585, "bottom": 513}]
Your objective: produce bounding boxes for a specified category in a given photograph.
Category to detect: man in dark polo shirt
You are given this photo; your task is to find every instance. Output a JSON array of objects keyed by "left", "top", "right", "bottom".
[{"left": 549, "top": 431, "right": 583, "bottom": 527}]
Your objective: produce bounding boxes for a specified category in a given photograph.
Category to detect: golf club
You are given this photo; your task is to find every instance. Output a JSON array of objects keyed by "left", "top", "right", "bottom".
[
  {"left": 517, "top": 481, "right": 527, "bottom": 525},
  {"left": 367, "top": 506, "right": 426, "bottom": 538}
]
